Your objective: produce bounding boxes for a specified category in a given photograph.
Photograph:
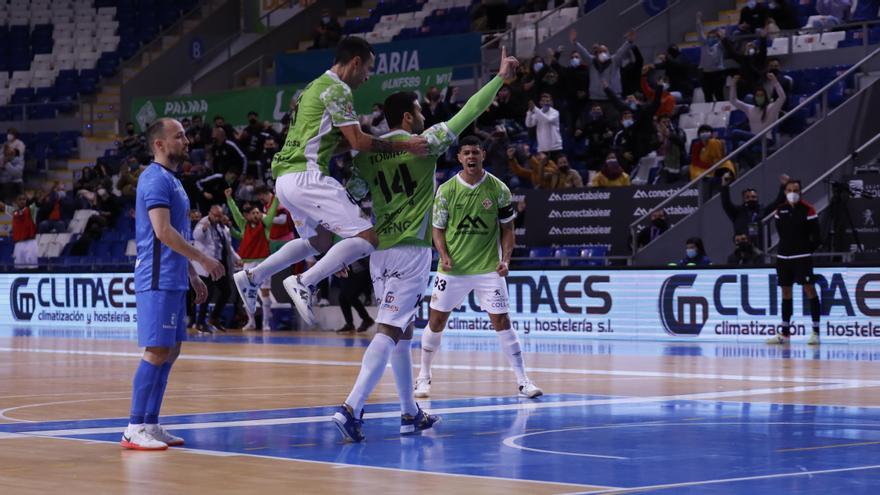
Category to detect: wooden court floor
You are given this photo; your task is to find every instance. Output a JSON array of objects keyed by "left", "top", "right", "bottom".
[{"left": 2, "top": 330, "right": 880, "bottom": 494}]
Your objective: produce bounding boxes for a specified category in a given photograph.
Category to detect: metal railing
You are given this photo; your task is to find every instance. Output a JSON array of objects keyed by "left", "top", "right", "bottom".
[
  {"left": 480, "top": 0, "right": 578, "bottom": 62},
  {"left": 759, "top": 131, "right": 880, "bottom": 255},
  {"left": 629, "top": 45, "right": 880, "bottom": 255}
]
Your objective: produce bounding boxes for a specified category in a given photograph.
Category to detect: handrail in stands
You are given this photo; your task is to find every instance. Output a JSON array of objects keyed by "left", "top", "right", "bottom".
[{"left": 629, "top": 45, "right": 880, "bottom": 255}]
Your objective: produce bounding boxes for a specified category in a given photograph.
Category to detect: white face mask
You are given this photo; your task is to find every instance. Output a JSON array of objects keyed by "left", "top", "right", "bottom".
[
  {"left": 371, "top": 111, "right": 382, "bottom": 119},
  {"left": 570, "top": 57, "right": 581, "bottom": 67},
  {"left": 747, "top": 48, "right": 756, "bottom": 56},
  {"left": 6, "top": 134, "right": 13, "bottom": 142},
  {"left": 699, "top": 132, "right": 712, "bottom": 141},
  {"left": 56, "top": 190, "right": 66, "bottom": 198},
  {"left": 622, "top": 119, "right": 634, "bottom": 128},
  {"left": 598, "top": 52, "right": 610, "bottom": 63},
  {"left": 786, "top": 192, "right": 800, "bottom": 204},
  {"left": 660, "top": 82, "right": 670, "bottom": 91}
]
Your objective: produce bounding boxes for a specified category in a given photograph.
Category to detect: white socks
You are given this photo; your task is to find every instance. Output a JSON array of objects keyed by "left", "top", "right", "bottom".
[
  {"left": 390, "top": 339, "right": 418, "bottom": 416},
  {"left": 496, "top": 329, "right": 528, "bottom": 384},
  {"left": 300, "top": 237, "right": 374, "bottom": 288},
  {"left": 259, "top": 292, "right": 272, "bottom": 329},
  {"left": 344, "top": 333, "right": 395, "bottom": 413},
  {"left": 249, "top": 238, "right": 318, "bottom": 284},
  {"left": 418, "top": 328, "right": 443, "bottom": 380}
]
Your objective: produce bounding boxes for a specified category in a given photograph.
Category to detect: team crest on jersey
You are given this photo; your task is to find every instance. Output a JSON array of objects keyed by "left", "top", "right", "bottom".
[{"left": 482, "top": 198, "right": 493, "bottom": 210}]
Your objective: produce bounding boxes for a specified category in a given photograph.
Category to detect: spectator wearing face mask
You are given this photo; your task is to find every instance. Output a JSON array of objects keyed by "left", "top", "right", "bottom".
[
  {"left": 186, "top": 115, "right": 207, "bottom": 165},
  {"left": 210, "top": 127, "right": 247, "bottom": 176},
  {"left": 575, "top": 103, "right": 614, "bottom": 171},
  {"left": 808, "top": 0, "right": 853, "bottom": 28},
  {"left": 366, "top": 103, "right": 389, "bottom": 137},
  {"left": 729, "top": 73, "right": 786, "bottom": 162},
  {"left": 36, "top": 183, "right": 74, "bottom": 233},
  {"left": 640, "top": 65, "right": 676, "bottom": 117},
  {"left": 653, "top": 44, "right": 696, "bottom": 99},
  {"left": 5, "top": 128, "right": 25, "bottom": 160},
  {"left": 728, "top": 232, "right": 765, "bottom": 265},
  {"left": 311, "top": 8, "right": 342, "bottom": 49},
  {"left": 0, "top": 194, "right": 37, "bottom": 268},
  {"left": 721, "top": 172, "right": 787, "bottom": 246},
  {"left": 119, "top": 122, "right": 145, "bottom": 158},
  {"left": 591, "top": 153, "right": 631, "bottom": 187},
  {"left": 767, "top": 0, "right": 800, "bottom": 30},
  {"left": 563, "top": 49, "right": 590, "bottom": 105},
  {"left": 723, "top": 31, "right": 769, "bottom": 97},
  {"left": 197, "top": 170, "right": 240, "bottom": 213},
  {"left": 0, "top": 144, "right": 24, "bottom": 199},
  {"left": 422, "top": 86, "right": 452, "bottom": 129},
  {"left": 738, "top": 0, "right": 770, "bottom": 34},
  {"left": 763, "top": 58, "right": 793, "bottom": 108},
  {"left": 507, "top": 147, "right": 560, "bottom": 189},
  {"left": 678, "top": 237, "right": 712, "bottom": 266},
  {"left": 239, "top": 111, "right": 266, "bottom": 177},
  {"left": 697, "top": 13, "right": 727, "bottom": 103},
  {"left": 656, "top": 115, "right": 687, "bottom": 184},
  {"left": 607, "top": 79, "right": 662, "bottom": 172},
  {"left": 618, "top": 41, "right": 644, "bottom": 98},
  {"left": 525, "top": 93, "right": 563, "bottom": 156},
  {"left": 534, "top": 48, "right": 566, "bottom": 105},
  {"left": 689, "top": 125, "right": 737, "bottom": 181},
  {"left": 570, "top": 28, "right": 637, "bottom": 121},
  {"left": 636, "top": 208, "right": 669, "bottom": 248},
  {"left": 552, "top": 154, "right": 583, "bottom": 189}
]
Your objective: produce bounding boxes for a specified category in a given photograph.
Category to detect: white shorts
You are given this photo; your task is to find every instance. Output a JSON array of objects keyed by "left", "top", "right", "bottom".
[
  {"left": 369, "top": 246, "right": 432, "bottom": 330},
  {"left": 243, "top": 261, "right": 271, "bottom": 289},
  {"left": 274, "top": 170, "right": 372, "bottom": 240},
  {"left": 429, "top": 272, "right": 509, "bottom": 314}
]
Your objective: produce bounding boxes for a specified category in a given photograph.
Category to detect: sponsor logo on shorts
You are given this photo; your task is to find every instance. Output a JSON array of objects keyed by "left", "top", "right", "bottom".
[{"left": 385, "top": 292, "right": 395, "bottom": 304}]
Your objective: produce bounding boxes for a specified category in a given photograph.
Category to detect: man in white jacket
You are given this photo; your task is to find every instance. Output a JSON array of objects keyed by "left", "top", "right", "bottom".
[
  {"left": 525, "top": 93, "right": 563, "bottom": 158},
  {"left": 192, "top": 205, "right": 240, "bottom": 332}
]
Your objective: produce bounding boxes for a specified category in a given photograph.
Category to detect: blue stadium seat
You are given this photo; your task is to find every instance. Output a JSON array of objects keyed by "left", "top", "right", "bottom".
[
  {"left": 579, "top": 246, "right": 608, "bottom": 266},
  {"left": 527, "top": 247, "right": 558, "bottom": 267}
]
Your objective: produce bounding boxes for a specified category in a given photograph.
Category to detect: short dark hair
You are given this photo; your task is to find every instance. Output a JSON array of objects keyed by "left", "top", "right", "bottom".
[
  {"left": 146, "top": 118, "right": 173, "bottom": 153},
  {"left": 685, "top": 236, "right": 706, "bottom": 256},
  {"left": 383, "top": 91, "right": 418, "bottom": 129},
  {"left": 254, "top": 186, "right": 271, "bottom": 196},
  {"left": 335, "top": 36, "right": 374, "bottom": 65},
  {"left": 247, "top": 111, "right": 258, "bottom": 118},
  {"left": 241, "top": 205, "right": 258, "bottom": 214},
  {"left": 458, "top": 135, "right": 483, "bottom": 150},
  {"left": 785, "top": 178, "right": 802, "bottom": 189},
  {"left": 741, "top": 187, "right": 757, "bottom": 197},
  {"left": 697, "top": 124, "right": 713, "bottom": 134}
]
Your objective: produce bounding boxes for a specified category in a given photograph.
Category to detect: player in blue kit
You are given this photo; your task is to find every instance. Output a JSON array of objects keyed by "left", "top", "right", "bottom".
[{"left": 121, "top": 118, "right": 224, "bottom": 450}]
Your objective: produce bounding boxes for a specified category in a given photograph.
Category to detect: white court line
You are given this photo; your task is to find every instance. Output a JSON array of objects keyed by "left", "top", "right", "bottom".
[
  {"left": 19, "top": 382, "right": 861, "bottom": 437},
  {"left": 1, "top": 346, "right": 877, "bottom": 386}
]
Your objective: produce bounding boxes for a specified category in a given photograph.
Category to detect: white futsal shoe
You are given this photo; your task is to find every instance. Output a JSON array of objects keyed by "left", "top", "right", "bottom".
[
  {"left": 145, "top": 424, "right": 185, "bottom": 446},
  {"left": 121, "top": 425, "right": 167, "bottom": 451},
  {"left": 234, "top": 270, "right": 260, "bottom": 316},
  {"left": 807, "top": 332, "right": 821, "bottom": 346},
  {"left": 766, "top": 334, "right": 791, "bottom": 345},
  {"left": 518, "top": 381, "right": 544, "bottom": 399},
  {"left": 283, "top": 275, "right": 316, "bottom": 327},
  {"left": 414, "top": 377, "right": 431, "bottom": 399}
]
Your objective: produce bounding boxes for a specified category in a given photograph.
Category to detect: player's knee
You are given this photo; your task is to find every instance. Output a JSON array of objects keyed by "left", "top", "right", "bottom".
[
  {"left": 492, "top": 314, "right": 511, "bottom": 330},
  {"left": 144, "top": 346, "right": 172, "bottom": 364}
]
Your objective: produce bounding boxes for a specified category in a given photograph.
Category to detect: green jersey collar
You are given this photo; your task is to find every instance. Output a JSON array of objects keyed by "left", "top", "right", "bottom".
[{"left": 455, "top": 170, "right": 488, "bottom": 190}]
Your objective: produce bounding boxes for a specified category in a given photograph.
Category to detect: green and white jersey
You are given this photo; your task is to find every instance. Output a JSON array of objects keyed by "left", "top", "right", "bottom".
[
  {"left": 432, "top": 171, "right": 515, "bottom": 276},
  {"left": 272, "top": 70, "right": 358, "bottom": 178},
  {"left": 352, "top": 123, "right": 456, "bottom": 251}
]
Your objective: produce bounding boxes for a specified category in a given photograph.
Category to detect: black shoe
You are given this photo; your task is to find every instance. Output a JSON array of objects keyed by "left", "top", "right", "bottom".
[
  {"left": 207, "top": 318, "right": 226, "bottom": 332},
  {"left": 357, "top": 318, "right": 375, "bottom": 333},
  {"left": 196, "top": 324, "right": 212, "bottom": 334},
  {"left": 336, "top": 323, "right": 355, "bottom": 333}
]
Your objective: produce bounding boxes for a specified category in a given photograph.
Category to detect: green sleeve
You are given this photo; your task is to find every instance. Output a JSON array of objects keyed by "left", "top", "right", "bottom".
[
  {"left": 445, "top": 76, "right": 504, "bottom": 136},
  {"left": 262, "top": 197, "right": 279, "bottom": 237},
  {"left": 229, "top": 226, "right": 242, "bottom": 240},
  {"left": 226, "top": 195, "right": 246, "bottom": 231}
]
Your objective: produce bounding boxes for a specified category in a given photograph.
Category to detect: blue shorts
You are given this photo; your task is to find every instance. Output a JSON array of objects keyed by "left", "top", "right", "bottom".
[{"left": 137, "top": 290, "right": 187, "bottom": 347}]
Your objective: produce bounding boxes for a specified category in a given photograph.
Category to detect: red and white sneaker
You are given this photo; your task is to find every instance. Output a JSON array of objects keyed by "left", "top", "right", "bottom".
[
  {"left": 145, "top": 424, "right": 185, "bottom": 446},
  {"left": 121, "top": 425, "right": 168, "bottom": 450}
]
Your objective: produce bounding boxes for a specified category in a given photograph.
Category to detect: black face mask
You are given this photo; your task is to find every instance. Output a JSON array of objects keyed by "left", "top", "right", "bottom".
[
  {"left": 745, "top": 200, "right": 759, "bottom": 210},
  {"left": 126, "top": 129, "right": 135, "bottom": 136},
  {"left": 737, "top": 241, "right": 752, "bottom": 252},
  {"left": 652, "top": 218, "right": 668, "bottom": 229},
  {"left": 249, "top": 118, "right": 258, "bottom": 126}
]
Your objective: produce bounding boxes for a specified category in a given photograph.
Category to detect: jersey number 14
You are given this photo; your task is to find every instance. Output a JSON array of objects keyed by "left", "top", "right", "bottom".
[{"left": 375, "top": 163, "right": 417, "bottom": 203}]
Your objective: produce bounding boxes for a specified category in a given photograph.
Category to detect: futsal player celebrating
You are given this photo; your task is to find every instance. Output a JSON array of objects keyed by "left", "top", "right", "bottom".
[
  {"left": 767, "top": 179, "right": 823, "bottom": 345},
  {"left": 417, "top": 136, "right": 543, "bottom": 399},
  {"left": 233, "top": 36, "right": 429, "bottom": 328},
  {"left": 122, "top": 118, "right": 224, "bottom": 450},
  {"left": 330, "top": 48, "right": 521, "bottom": 442}
]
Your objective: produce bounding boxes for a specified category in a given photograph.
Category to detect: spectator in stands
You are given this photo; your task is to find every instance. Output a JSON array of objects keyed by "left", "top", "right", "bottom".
[
  {"left": 764, "top": 58, "right": 793, "bottom": 106},
  {"left": 606, "top": 79, "right": 661, "bottom": 172},
  {"left": 197, "top": 170, "right": 239, "bottom": 213},
  {"left": 852, "top": 0, "right": 880, "bottom": 21},
  {"left": 689, "top": 125, "right": 737, "bottom": 181},
  {"left": 636, "top": 208, "right": 669, "bottom": 248},
  {"left": 0, "top": 144, "right": 24, "bottom": 200},
  {"left": 729, "top": 73, "right": 786, "bottom": 164},
  {"left": 768, "top": 0, "right": 801, "bottom": 30},
  {"left": 364, "top": 103, "right": 389, "bottom": 137},
  {"left": 261, "top": 136, "right": 280, "bottom": 177},
  {"left": 678, "top": 237, "right": 712, "bottom": 266},
  {"left": 720, "top": 172, "right": 787, "bottom": 245},
  {"left": 728, "top": 232, "right": 765, "bottom": 265},
  {"left": 738, "top": 0, "right": 770, "bottom": 34},
  {"left": 619, "top": 43, "right": 644, "bottom": 98},
  {"left": 640, "top": 66, "right": 676, "bottom": 117},
  {"left": 311, "top": 8, "right": 342, "bottom": 50},
  {"left": 484, "top": 127, "right": 514, "bottom": 182},
  {"left": 68, "top": 214, "right": 106, "bottom": 256},
  {"left": 591, "top": 153, "right": 631, "bottom": 187},
  {"left": 212, "top": 115, "right": 236, "bottom": 142},
  {"left": 723, "top": 31, "right": 769, "bottom": 97},
  {"left": 36, "top": 183, "right": 73, "bottom": 233},
  {"left": 479, "top": 85, "right": 527, "bottom": 135},
  {"left": 570, "top": 28, "right": 637, "bottom": 124},
  {"left": 656, "top": 115, "right": 687, "bottom": 184},
  {"left": 423, "top": 86, "right": 453, "bottom": 129},
  {"left": 563, "top": 49, "right": 590, "bottom": 113},
  {"left": 653, "top": 44, "right": 696, "bottom": 99},
  {"left": 5, "top": 128, "right": 25, "bottom": 160},
  {"left": 117, "top": 160, "right": 146, "bottom": 200},
  {"left": 697, "top": 14, "right": 727, "bottom": 102},
  {"left": 187, "top": 115, "right": 207, "bottom": 165},
  {"left": 553, "top": 154, "right": 584, "bottom": 188},
  {"left": 575, "top": 103, "right": 614, "bottom": 171},
  {"left": 75, "top": 166, "right": 101, "bottom": 194},
  {"left": 0, "top": 194, "right": 37, "bottom": 268},
  {"left": 192, "top": 204, "right": 239, "bottom": 332},
  {"left": 120, "top": 122, "right": 145, "bottom": 158},
  {"left": 507, "top": 147, "right": 559, "bottom": 189},
  {"left": 334, "top": 257, "right": 375, "bottom": 333},
  {"left": 210, "top": 127, "right": 247, "bottom": 176},
  {"left": 525, "top": 93, "right": 563, "bottom": 157},
  {"left": 809, "top": 0, "right": 853, "bottom": 28},
  {"left": 240, "top": 111, "right": 265, "bottom": 178}
]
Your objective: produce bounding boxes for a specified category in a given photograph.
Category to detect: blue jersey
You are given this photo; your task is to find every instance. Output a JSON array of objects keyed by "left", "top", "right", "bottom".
[{"left": 134, "top": 163, "right": 192, "bottom": 292}]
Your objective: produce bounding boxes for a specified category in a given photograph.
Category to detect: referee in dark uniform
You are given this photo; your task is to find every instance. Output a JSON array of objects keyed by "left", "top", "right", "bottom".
[{"left": 768, "top": 179, "right": 823, "bottom": 345}]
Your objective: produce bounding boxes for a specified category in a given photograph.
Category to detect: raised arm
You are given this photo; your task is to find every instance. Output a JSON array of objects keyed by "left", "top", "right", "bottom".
[
  {"left": 570, "top": 28, "right": 595, "bottom": 62},
  {"left": 225, "top": 189, "right": 246, "bottom": 231},
  {"left": 767, "top": 73, "right": 786, "bottom": 111},
  {"left": 261, "top": 195, "right": 280, "bottom": 235},
  {"left": 444, "top": 44, "right": 520, "bottom": 137},
  {"left": 696, "top": 12, "right": 705, "bottom": 41},
  {"left": 728, "top": 76, "right": 750, "bottom": 112}
]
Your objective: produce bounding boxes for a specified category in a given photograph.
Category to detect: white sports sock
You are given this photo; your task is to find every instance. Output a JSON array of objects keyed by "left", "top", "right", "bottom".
[
  {"left": 300, "top": 237, "right": 374, "bottom": 288},
  {"left": 259, "top": 293, "right": 272, "bottom": 329},
  {"left": 344, "top": 333, "right": 395, "bottom": 413},
  {"left": 496, "top": 329, "right": 528, "bottom": 384},
  {"left": 418, "top": 328, "right": 443, "bottom": 380},
  {"left": 249, "top": 239, "right": 318, "bottom": 284},
  {"left": 390, "top": 338, "right": 418, "bottom": 416},
  {"left": 244, "top": 313, "right": 256, "bottom": 329}
]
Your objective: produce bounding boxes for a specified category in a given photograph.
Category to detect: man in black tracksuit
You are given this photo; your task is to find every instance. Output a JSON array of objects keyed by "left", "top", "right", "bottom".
[
  {"left": 768, "top": 179, "right": 822, "bottom": 345},
  {"left": 720, "top": 172, "right": 787, "bottom": 247}
]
